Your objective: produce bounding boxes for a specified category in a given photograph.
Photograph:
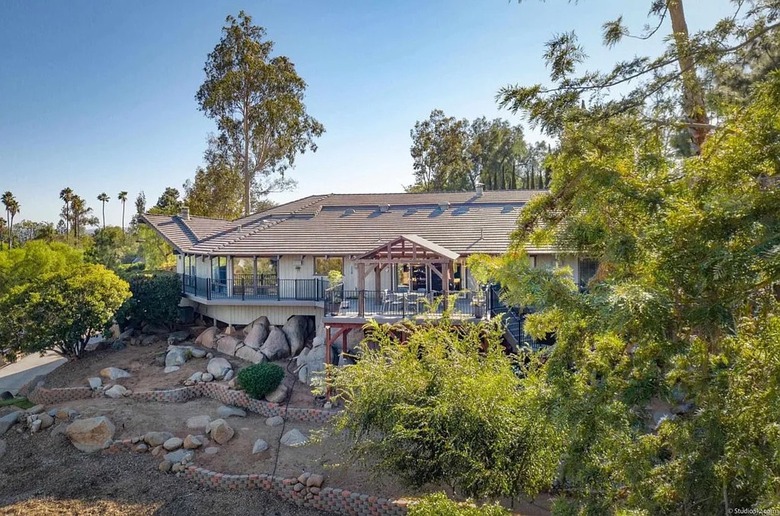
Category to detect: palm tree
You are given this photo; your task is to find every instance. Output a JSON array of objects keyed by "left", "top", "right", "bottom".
[
  {"left": 117, "top": 191, "right": 128, "bottom": 233},
  {"left": 59, "top": 187, "right": 73, "bottom": 240},
  {"left": 2, "top": 192, "right": 18, "bottom": 249},
  {"left": 70, "top": 195, "right": 91, "bottom": 241},
  {"left": 97, "top": 193, "right": 110, "bottom": 229},
  {"left": 0, "top": 217, "right": 5, "bottom": 250}
]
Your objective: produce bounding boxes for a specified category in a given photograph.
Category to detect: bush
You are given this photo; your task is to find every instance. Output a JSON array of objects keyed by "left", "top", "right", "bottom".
[
  {"left": 115, "top": 271, "right": 180, "bottom": 329},
  {"left": 409, "top": 493, "right": 509, "bottom": 516},
  {"left": 237, "top": 362, "right": 285, "bottom": 399}
]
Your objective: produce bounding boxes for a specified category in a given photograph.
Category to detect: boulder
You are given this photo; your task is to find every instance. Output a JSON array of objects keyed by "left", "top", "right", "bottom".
[
  {"left": 65, "top": 417, "right": 115, "bottom": 453},
  {"left": 207, "top": 419, "right": 234, "bottom": 445},
  {"left": 217, "top": 335, "right": 243, "bottom": 356},
  {"left": 189, "top": 347, "right": 207, "bottom": 359},
  {"left": 297, "top": 365, "right": 309, "bottom": 385},
  {"left": 280, "top": 428, "right": 308, "bottom": 447},
  {"left": 163, "top": 437, "right": 183, "bottom": 451},
  {"left": 217, "top": 405, "right": 246, "bottom": 418},
  {"left": 183, "top": 435, "right": 202, "bottom": 449},
  {"left": 243, "top": 319, "right": 270, "bottom": 349},
  {"left": 164, "top": 449, "right": 194, "bottom": 464},
  {"left": 265, "top": 384, "right": 289, "bottom": 404},
  {"left": 99, "top": 367, "right": 131, "bottom": 380},
  {"left": 187, "top": 372, "right": 203, "bottom": 383},
  {"left": 282, "top": 316, "right": 310, "bottom": 357},
  {"left": 259, "top": 327, "right": 290, "bottom": 361},
  {"left": 265, "top": 416, "right": 284, "bottom": 427},
  {"left": 186, "top": 415, "right": 211, "bottom": 433},
  {"left": 142, "top": 323, "right": 169, "bottom": 335},
  {"left": 167, "top": 330, "right": 190, "bottom": 345},
  {"left": 159, "top": 460, "right": 172, "bottom": 472},
  {"left": 298, "top": 341, "right": 327, "bottom": 385},
  {"left": 207, "top": 358, "right": 232, "bottom": 380},
  {"left": 38, "top": 413, "right": 54, "bottom": 430},
  {"left": 201, "top": 373, "right": 214, "bottom": 382},
  {"left": 224, "top": 369, "right": 234, "bottom": 381},
  {"left": 195, "top": 327, "right": 218, "bottom": 348},
  {"left": 104, "top": 384, "right": 128, "bottom": 398},
  {"left": 252, "top": 439, "right": 269, "bottom": 454},
  {"left": 27, "top": 405, "right": 45, "bottom": 415},
  {"left": 163, "top": 366, "right": 180, "bottom": 374},
  {"left": 110, "top": 341, "right": 127, "bottom": 351},
  {"left": 235, "top": 346, "right": 266, "bottom": 364},
  {"left": 141, "top": 335, "right": 158, "bottom": 346},
  {"left": 87, "top": 377, "right": 102, "bottom": 390},
  {"left": 295, "top": 347, "right": 311, "bottom": 368},
  {"left": 117, "top": 327, "right": 134, "bottom": 342},
  {"left": 245, "top": 315, "right": 270, "bottom": 334},
  {"left": 165, "top": 347, "right": 189, "bottom": 367},
  {"left": 306, "top": 473, "right": 324, "bottom": 488},
  {"left": 144, "top": 431, "right": 174, "bottom": 447}
]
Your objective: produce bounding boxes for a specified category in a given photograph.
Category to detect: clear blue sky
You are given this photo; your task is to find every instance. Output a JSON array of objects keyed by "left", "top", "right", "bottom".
[{"left": 0, "top": 0, "right": 734, "bottom": 226}]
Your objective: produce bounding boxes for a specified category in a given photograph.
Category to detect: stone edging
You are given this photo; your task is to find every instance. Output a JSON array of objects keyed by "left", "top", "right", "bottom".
[{"left": 27, "top": 383, "right": 337, "bottom": 424}]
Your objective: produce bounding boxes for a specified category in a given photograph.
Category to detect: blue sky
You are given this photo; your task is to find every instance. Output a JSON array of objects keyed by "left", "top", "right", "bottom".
[{"left": 0, "top": 0, "right": 734, "bottom": 226}]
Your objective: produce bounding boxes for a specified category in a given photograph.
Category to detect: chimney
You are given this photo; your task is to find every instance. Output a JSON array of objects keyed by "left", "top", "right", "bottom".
[
  {"left": 180, "top": 206, "right": 190, "bottom": 220},
  {"left": 379, "top": 204, "right": 390, "bottom": 213},
  {"left": 475, "top": 180, "right": 484, "bottom": 196}
]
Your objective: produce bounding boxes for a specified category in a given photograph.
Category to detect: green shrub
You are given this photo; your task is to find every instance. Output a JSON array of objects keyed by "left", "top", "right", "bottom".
[
  {"left": 237, "top": 362, "right": 285, "bottom": 399},
  {"left": 115, "top": 271, "right": 180, "bottom": 329},
  {"left": 409, "top": 493, "right": 509, "bottom": 516}
]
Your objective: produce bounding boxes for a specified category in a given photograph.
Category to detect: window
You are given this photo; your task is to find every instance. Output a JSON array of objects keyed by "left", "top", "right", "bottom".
[
  {"left": 314, "top": 256, "right": 343, "bottom": 276},
  {"left": 578, "top": 258, "right": 599, "bottom": 290}
]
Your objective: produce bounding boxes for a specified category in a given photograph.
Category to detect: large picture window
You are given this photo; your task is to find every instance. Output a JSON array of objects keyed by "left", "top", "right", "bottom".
[{"left": 314, "top": 256, "right": 343, "bottom": 276}]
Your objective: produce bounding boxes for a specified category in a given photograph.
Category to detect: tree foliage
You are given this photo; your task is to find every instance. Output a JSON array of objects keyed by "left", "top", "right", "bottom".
[
  {"left": 115, "top": 271, "right": 181, "bottom": 330},
  {"left": 196, "top": 11, "right": 324, "bottom": 216}
]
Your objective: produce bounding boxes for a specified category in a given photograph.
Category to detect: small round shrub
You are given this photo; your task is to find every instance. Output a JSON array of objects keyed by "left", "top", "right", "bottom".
[
  {"left": 237, "top": 362, "right": 285, "bottom": 399},
  {"left": 409, "top": 493, "right": 509, "bottom": 516}
]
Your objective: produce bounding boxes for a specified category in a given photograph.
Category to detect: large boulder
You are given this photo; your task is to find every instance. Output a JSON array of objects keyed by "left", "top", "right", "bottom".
[
  {"left": 99, "top": 367, "right": 131, "bottom": 380},
  {"left": 243, "top": 317, "right": 270, "bottom": 349},
  {"left": 144, "top": 431, "right": 174, "bottom": 447},
  {"left": 280, "top": 428, "right": 308, "bottom": 447},
  {"left": 207, "top": 357, "right": 232, "bottom": 380},
  {"left": 0, "top": 410, "right": 21, "bottom": 436},
  {"left": 259, "top": 327, "right": 290, "bottom": 361},
  {"left": 216, "top": 335, "right": 242, "bottom": 356},
  {"left": 195, "top": 327, "right": 218, "bottom": 348},
  {"left": 265, "top": 384, "right": 289, "bottom": 404},
  {"left": 235, "top": 346, "right": 266, "bottom": 364},
  {"left": 283, "top": 316, "right": 310, "bottom": 357},
  {"left": 66, "top": 417, "right": 115, "bottom": 453},
  {"left": 165, "top": 346, "right": 190, "bottom": 367},
  {"left": 207, "top": 418, "right": 234, "bottom": 445},
  {"left": 167, "top": 330, "right": 190, "bottom": 345},
  {"left": 297, "top": 339, "right": 327, "bottom": 385}
]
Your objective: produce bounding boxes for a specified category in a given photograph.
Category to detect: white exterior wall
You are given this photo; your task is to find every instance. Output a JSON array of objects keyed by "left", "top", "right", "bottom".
[
  {"left": 342, "top": 258, "right": 393, "bottom": 292},
  {"left": 180, "top": 297, "right": 323, "bottom": 327},
  {"left": 529, "top": 254, "right": 580, "bottom": 285}
]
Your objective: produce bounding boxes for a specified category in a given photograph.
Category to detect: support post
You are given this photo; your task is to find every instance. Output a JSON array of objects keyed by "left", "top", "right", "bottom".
[{"left": 357, "top": 262, "right": 366, "bottom": 317}]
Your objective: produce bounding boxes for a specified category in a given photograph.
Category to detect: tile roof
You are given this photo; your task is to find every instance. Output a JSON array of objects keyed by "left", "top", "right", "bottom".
[{"left": 141, "top": 189, "right": 552, "bottom": 257}]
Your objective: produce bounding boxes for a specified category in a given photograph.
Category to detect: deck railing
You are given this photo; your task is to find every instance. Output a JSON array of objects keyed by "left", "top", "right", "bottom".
[
  {"left": 179, "top": 273, "right": 329, "bottom": 302},
  {"left": 325, "top": 288, "right": 486, "bottom": 319}
]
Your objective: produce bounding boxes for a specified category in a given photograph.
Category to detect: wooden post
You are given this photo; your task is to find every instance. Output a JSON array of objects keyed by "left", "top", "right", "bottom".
[
  {"left": 443, "top": 261, "right": 451, "bottom": 310},
  {"left": 374, "top": 266, "right": 381, "bottom": 299},
  {"left": 357, "top": 262, "right": 366, "bottom": 317}
]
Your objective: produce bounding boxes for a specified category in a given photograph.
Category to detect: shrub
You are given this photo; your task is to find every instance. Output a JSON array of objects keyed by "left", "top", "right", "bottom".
[
  {"left": 237, "top": 362, "right": 285, "bottom": 399},
  {"left": 115, "top": 271, "right": 181, "bottom": 329},
  {"left": 409, "top": 493, "right": 509, "bottom": 516}
]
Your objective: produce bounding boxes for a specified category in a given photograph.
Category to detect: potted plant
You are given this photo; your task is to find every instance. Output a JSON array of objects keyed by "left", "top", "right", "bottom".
[{"left": 327, "top": 270, "right": 344, "bottom": 315}]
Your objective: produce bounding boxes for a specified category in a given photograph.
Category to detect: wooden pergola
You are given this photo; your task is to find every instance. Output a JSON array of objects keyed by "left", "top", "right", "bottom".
[{"left": 354, "top": 234, "right": 460, "bottom": 316}]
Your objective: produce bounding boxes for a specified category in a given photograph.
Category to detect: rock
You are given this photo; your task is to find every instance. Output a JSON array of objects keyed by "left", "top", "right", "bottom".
[
  {"left": 217, "top": 335, "right": 243, "bottom": 356},
  {"left": 188, "top": 372, "right": 203, "bottom": 383},
  {"left": 293, "top": 483, "right": 305, "bottom": 492},
  {"left": 65, "top": 417, "right": 115, "bottom": 453},
  {"left": 0, "top": 439, "right": 6, "bottom": 459},
  {"left": 224, "top": 369, "right": 234, "bottom": 382},
  {"left": 164, "top": 448, "right": 194, "bottom": 464},
  {"left": 55, "top": 408, "right": 78, "bottom": 421},
  {"left": 296, "top": 348, "right": 311, "bottom": 368},
  {"left": 243, "top": 318, "right": 270, "bottom": 349},
  {"left": 87, "top": 377, "right": 102, "bottom": 390},
  {"left": 265, "top": 384, "right": 288, "bottom": 404},
  {"left": 155, "top": 354, "right": 167, "bottom": 367},
  {"left": 207, "top": 419, "right": 234, "bottom": 445},
  {"left": 30, "top": 419, "right": 42, "bottom": 433},
  {"left": 163, "top": 437, "right": 183, "bottom": 451},
  {"left": 204, "top": 446, "right": 219, "bottom": 455},
  {"left": 163, "top": 366, "right": 180, "bottom": 374},
  {"left": 299, "top": 341, "right": 326, "bottom": 385},
  {"left": 252, "top": 438, "right": 269, "bottom": 454},
  {"left": 306, "top": 474, "right": 324, "bottom": 488},
  {"left": 159, "top": 460, "right": 172, "bottom": 472},
  {"left": 298, "top": 472, "right": 311, "bottom": 484},
  {"left": 280, "top": 428, "right": 308, "bottom": 447},
  {"left": 135, "top": 443, "right": 148, "bottom": 452},
  {"left": 172, "top": 463, "right": 185, "bottom": 473},
  {"left": 235, "top": 346, "right": 266, "bottom": 364},
  {"left": 206, "top": 352, "right": 213, "bottom": 359},
  {"left": 142, "top": 323, "right": 169, "bottom": 335},
  {"left": 38, "top": 413, "right": 54, "bottom": 430},
  {"left": 201, "top": 373, "right": 214, "bottom": 382},
  {"left": 99, "top": 367, "right": 131, "bottom": 380},
  {"left": 228, "top": 378, "right": 238, "bottom": 389},
  {"left": 195, "top": 327, "right": 218, "bottom": 348},
  {"left": 117, "top": 327, "right": 133, "bottom": 342},
  {"left": 27, "top": 405, "right": 45, "bottom": 415},
  {"left": 110, "top": 341, "right": 127, "bottom": 351},
  {"left": 283, "top": 315, "right": 310, "bottom": 357},
  {"left": 141, "top": 335, "right": 158, "bottom": 346},
  {"left": 183, "top": 435, "right": 202, "bottom": 449},
  {"left": 50, "top": 422, "right": 68, "bottom": 438},
  {"left": 259, "top": 327, "right": 290, "bottom": 361},
  {"left": 189, "top": 347, "right": 207, "bottom": 359},
  {"left": 217, "top": 405, "right": 246, "bottom": 418},
  {"left": 310, "top": 487, "right": 321, "bottom": 495},
  {"left": 207, "top": 357, "right": 232, "bottom": 380},
  {"left": 167, "top": 330, "right": 190, "bottom": 345},
  {"left": 297, "top": 365, "right": 309, "bottom": 384},
  {"left": 105, "top": 384, "right": 128, "bottom": 398},
  {"left": 323, "top": 402, "right": 332, "bottom": 410},
  {"left": 265, "top": 416, "right": 284, "bottom": 427},
  {"left": 165, "top": 347, "right": 189, "bottom": 367},
  {"left": 144, "top": 431, "right": 174, "bottom": 447},
  {"left": 151, "top": 445, "right": 163, "bottom": 457}
]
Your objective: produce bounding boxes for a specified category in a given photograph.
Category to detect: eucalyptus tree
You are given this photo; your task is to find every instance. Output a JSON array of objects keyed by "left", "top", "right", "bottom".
[
  {"left": 117, "top": 191, "right": 128, "bottom": 232},
  {"left": 59, "top": 187, "right": 73, "bottom": 239},
  {"left": 196, "top": 11, "right": 324, "bottom": 216},
  {"left": 69, "top": 195, "right": 92, "bottom": 242},
  {"left": 97, "top": 192, "right": 110, "bottom": 229},
  {"left": 0, "top": 217, "right": 5, "bottom": 250}
]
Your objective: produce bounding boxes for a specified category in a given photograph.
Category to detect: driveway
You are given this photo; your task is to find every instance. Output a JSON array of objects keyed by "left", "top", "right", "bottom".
[{"left": 0, "top": 351, "right": 67, "bottom": 395}]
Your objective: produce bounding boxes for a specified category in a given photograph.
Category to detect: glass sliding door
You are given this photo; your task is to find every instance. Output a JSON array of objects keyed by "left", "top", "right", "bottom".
[{"left": 211, "top": 256, "right": 228, "bottom": 295}]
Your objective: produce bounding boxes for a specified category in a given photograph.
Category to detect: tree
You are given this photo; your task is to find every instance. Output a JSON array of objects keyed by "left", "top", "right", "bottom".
[
  {"left": 150, "top": 187, "right": 182, "bottom": 216},
  {"left": 330, "top": 318, "right": 559, "bottom": 502},
  {"left": 0, "top": 217, "right": 5, "bottom": 250},
  {"left": 196, "top": 11, "right": 325, "bottom": 216},
  {"left": 115, "top": 271, "right": 181, "bottom": 329},
  {"left": 85, "top": 226, "right": 126, "bottom": 270},
  {"left": 117, "top": 191, "right": 128, "bottom": 232},
  {"left": 500, "top": 1, "right": 780, "bottom": 154},
  {"left": 59, "top": 187, "right": 73, "bottom": 240},
  {"left": 0, "top": 241, "right": 83, "bottom": 298},
  {"left": 97, "top": 192, "right": 110, "bottom": 229},
  {"left": 408, "top": 110, "right": 471, "bottom": 192},
  {"left": 0, "top": 263, "right": 130, "bottom": 359},
  {"left": 69, "top": 194, "right": 92, "bottom": 242},
  {"left": 130, "top": 191, "right": 146, "bottom": 231},
  {"left": 2, "top": 192, "right": 19, "bottom": 249}
]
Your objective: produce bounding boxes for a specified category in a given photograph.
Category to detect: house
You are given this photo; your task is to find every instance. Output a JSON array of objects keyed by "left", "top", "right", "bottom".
[{"left": 140, "top": 185, "right": 595, "bottom": 348}]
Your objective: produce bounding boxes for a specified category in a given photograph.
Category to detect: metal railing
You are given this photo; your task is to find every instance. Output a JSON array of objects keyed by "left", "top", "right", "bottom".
[
  {"left": 179, "top": 273, "right": 329, "bottom": 302},
  {"left": 326, "top": 289, "right": 486, "bottom": 319}
]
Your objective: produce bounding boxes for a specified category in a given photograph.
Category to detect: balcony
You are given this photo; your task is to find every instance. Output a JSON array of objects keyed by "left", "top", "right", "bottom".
[
  {"left": 180, "top": 274, "right": 329, "bottom": 302},
  {"left": 323, "top": 288, "right": 486, "bottom": 322}
]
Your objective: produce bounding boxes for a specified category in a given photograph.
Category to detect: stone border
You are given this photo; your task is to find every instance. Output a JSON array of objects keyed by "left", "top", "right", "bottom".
[{"left": 28, "top": 383, "right": 337, "bottom": 424}]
